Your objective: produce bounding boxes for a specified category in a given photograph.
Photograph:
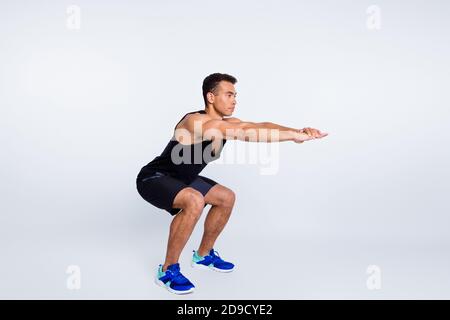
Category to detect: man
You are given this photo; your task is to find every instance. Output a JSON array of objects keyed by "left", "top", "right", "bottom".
[{"left": 136, "top": 73, "right": 328, "bottom": 294}]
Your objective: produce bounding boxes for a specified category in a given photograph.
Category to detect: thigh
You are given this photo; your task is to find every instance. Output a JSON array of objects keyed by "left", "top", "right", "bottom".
[
  {"left": 200, "top": 182, "right": 235, "bottom": 206},
  {"left": 136, "top": 172, "right": 188, "bottom": 215},
  {"left": 188, "top": 175, "right": 219, "bottom": 197}
]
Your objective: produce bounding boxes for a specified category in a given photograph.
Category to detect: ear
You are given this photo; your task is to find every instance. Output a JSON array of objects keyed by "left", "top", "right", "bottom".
[{"left": 207, "top": 92, "right": 215, "bottom": 104}]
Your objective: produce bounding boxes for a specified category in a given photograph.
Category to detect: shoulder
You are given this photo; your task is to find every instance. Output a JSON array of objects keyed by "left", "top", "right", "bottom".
[
  {"left": 184, "top": 112, "right": 211, "bottom": 124},
  {"left": 204, "top": 117, "right": 242, "bottom": 129},
  {"left": 180, "top": 113, "right": 211, "bottom": 131},
  {"left": 223, "top": 117, "right": 241, "bottom": 123}
]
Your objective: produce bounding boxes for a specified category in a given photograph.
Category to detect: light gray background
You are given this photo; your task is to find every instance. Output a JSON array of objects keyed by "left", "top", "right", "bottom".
[{"left": 1, "top": 0, "right": 449, "bottom": 299}]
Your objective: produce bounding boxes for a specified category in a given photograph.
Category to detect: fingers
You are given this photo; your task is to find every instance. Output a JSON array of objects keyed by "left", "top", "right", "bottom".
[
  {"left": 314, "top": 131, "right": 328, "bottom": 138},
  {"left": 301, "top": 127, "right": 322, "bottom": 138},
  {"left": 302, "top": 127, "right": 313, "bottom": 137},
  {"left": 293, "top": 131, "right": 312, "bottom": 143},
  {"left": 301, "top": 132, "right": 315, "bottom": 141},
  {"left": 299, "top": 127, "right": 329, "bottom": 140}
]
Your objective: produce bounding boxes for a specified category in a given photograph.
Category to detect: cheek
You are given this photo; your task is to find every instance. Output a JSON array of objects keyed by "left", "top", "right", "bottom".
[{"left": 219, "top": 96, "right": 228, "bottom": 104}]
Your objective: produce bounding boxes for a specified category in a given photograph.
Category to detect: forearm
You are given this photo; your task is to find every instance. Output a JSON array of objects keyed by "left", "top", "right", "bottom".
[
  {"left": 258, "top": 122, "right": 298, "bottom": 132},
  {"left": 225, "top": 123, "right": 295, "bottom": 142}
]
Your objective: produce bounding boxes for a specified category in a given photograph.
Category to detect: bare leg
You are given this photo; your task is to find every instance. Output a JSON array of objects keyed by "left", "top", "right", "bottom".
[
  {"left": 162, "top": 197, "right": 204, "bottom": 272},
  {"left": 197, "top": 203, "right": 233, "bottom": 256}
]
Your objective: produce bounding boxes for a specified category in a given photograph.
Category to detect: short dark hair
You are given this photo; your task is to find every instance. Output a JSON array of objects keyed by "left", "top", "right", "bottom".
[{"left": 202, "top": 73, "right": 237, "bottom": 106}]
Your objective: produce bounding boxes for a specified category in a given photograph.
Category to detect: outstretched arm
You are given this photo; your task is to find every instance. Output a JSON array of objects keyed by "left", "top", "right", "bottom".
[
  {"left": 254, "top": 121, "right": 297, "bottom": 132},
  {"left": 201, "top": 117, "right": 327, "bottom": 143},
  {"left": 224, "top": 118, "right": 328, "bottom": 138}
]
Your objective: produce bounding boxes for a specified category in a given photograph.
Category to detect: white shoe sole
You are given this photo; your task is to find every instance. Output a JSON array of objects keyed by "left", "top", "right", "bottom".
[
  {"left": 191, "top": 261, "right": 235, "bottom": 273},
  {"left": 154, "top": 277, "right": 194, "bottom": 295}
]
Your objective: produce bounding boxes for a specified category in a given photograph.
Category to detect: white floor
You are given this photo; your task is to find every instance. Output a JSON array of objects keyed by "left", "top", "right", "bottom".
[{"left": 1, "top": 215, "right": 449, "bottom": 300}]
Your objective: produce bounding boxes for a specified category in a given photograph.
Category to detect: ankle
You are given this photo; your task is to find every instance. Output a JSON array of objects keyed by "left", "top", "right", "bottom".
[
  {"left": 162, "top": 263, "right": 173, "bottom": 272},
  {"left": 197, "top": 249, "right": 210, "bottom": 257}
]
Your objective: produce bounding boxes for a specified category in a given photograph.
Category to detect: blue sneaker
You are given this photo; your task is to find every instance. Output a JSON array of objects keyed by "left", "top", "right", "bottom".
[
  {"left": 191, "top": 249, "right": 235, "bottom": 273},
  {"left": 155, "top": 263, "right": 195, "bottom": 294}
]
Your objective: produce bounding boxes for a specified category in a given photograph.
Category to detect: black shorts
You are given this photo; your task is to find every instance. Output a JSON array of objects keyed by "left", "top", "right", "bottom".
[{"left": 136, "top": 171, "right": 218, "bottom": 215}]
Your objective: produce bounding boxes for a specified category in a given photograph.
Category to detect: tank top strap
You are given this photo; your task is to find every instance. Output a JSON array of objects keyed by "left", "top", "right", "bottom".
[{"left": 173, "top": 109, "right": 206, "bottom": 132}]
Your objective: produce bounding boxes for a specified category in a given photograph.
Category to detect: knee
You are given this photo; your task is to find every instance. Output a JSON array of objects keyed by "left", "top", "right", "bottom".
[
  {"left": 182, "top": 189, "right": 205, "bottom": 217},
  {"left": 221, "top": 189, "right": 236, "bottom": 208}
]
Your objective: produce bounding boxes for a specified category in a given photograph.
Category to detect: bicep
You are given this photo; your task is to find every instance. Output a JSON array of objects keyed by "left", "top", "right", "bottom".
[{"left": 203, "top": 119, "right": 255, "bottom": 140}]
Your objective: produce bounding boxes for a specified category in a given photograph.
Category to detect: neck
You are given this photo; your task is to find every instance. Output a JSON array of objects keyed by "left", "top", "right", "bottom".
[{"left": 204, "top": 106, "right": 224, "bottom": 120}]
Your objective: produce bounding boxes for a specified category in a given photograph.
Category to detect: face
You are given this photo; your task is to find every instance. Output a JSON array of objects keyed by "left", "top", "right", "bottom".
[{"left": 207, "top": 81, "right": 237, "bottom": 116}]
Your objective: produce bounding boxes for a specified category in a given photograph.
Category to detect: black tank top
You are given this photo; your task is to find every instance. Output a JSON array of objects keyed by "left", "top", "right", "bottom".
[{"left": 137, "top": 110, "right": 227, "bottom": 184}]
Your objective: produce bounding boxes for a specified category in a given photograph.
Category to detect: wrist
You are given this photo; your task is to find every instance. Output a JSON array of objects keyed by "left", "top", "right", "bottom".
[{"left": 289, "top": 130, "right": 299, "bottom": 141}]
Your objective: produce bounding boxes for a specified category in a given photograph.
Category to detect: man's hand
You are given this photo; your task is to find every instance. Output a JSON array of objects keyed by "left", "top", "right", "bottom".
[{"left": 293, "top": 127, "right": 328, "bottom": 143}]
